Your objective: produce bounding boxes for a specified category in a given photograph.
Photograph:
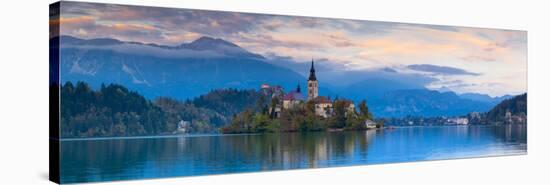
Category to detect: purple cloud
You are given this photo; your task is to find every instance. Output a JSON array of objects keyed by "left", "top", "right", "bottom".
[{"left": 407, "top": 64, "right": 481, "bottom": 76}]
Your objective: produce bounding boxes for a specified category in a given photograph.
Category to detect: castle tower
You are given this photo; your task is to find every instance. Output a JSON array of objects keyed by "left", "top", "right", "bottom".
[{"left": 307, "top": 59, "right": 318, "bottom": 100}]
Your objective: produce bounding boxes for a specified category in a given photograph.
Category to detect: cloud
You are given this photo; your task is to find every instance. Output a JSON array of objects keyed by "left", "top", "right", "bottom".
[
  {"left": 381, "top": 67, "right": 397, "bottom": 73},
  {"left": 264, "top": 53, "right": 436, "bottom": 87},
  {"left": 54, "top": 14, "right": 167, "bottom": 44},
  {"left": 59, "top": 2, "right": 269, "bottom": 45},
  {"left": 62, "top": 43, "right": 226, "bottom": 59},
  {"left": 235, "top": 33, "right": 322, "bottom": 50},
  {"left": 57, "top": 16, "right": 95, "bottom": 25},
  {"left": 407, "top": 64, "right": 480, "bottom": 76},
  {"left": 56, "top": 1, "right": 526, "bottom": 96}
]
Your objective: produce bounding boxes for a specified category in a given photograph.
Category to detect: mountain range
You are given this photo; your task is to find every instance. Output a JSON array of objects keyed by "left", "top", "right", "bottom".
[
  {"left": 58, "top": 35, "right": 304, "bottom": 99},
  {"left": 458, "top": 93, "right": 513, "bottom": 104},
  {"left": 56, "top": 35, "right": 516, "bottom": 118}
]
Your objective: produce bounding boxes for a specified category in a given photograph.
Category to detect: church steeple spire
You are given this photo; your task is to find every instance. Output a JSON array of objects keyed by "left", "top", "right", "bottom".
[
  {"left": 307, "top": 59, "right": 318, "bottom": 100},
  {"left": 308, "top": 59, "right": 317, "bottom": 81}
]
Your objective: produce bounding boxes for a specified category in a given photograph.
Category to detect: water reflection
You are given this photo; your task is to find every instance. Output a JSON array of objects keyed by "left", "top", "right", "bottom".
[{"left": 60, "top": 125, "right": 526, "bottom": 183}]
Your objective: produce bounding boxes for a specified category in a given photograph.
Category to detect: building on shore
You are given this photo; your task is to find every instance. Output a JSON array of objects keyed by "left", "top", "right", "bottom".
[
  {"left": 339, "top": 99, "right": 356, "bottom": 116},
  {"left": 260, "top": 83, "right": 284, "bottom": 98},
  {"left": 312, "top": 96, "right": 333, "bottom": 118},
  {"left": 175, "top": 120, "right": 190, "bottom": 134},
  {"left": 364, "top": 119, "right": 377, "bottom": 129},
  {"left": 447, "top": 117, "right": 469, "bottom": 125}
]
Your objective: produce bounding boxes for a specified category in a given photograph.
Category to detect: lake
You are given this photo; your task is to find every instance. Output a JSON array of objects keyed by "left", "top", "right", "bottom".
[{"left": 60, "top": 125, "right": 527, "bottom": 183}]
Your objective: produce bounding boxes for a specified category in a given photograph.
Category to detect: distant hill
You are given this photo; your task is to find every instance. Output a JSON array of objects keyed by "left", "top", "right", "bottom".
[
  {"left": 368, "top": 89, "right": 494, "bottom": 118},
  {"left": 459, "top": 93, "right": 513, "bottom": 104},
  {"left": 60, "top": 81, "right": 168, "bottom": 138},
  {"left": 485, "top": 93, "right": 527, "bottom": 123},
  {"left": 191, "top": 88, "right": 269, "bottom": 120},
  {"left": 333, "top": 79, "right": 496, "bottom": 118},
  {"left": 341, "top": 78, "right": 424, "bottom": 101}
]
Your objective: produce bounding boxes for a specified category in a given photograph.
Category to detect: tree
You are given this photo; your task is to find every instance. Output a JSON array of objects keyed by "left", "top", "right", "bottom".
[
  {"left": 329, "top": 100, "right": 347, "bottom": 128},
  {"left": 358, "top": 99, "right": 373, "bottom": 120},
  {"left": 269, "top": 96, "right": 279, "bottom": 119},
  {"left": 253, "top": 113, "right": 271, "bottom": 133}
]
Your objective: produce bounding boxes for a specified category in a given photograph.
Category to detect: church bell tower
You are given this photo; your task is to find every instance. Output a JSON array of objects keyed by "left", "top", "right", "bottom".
[{"left": 307, "top": 59, "right": 318, "bottom": 100}]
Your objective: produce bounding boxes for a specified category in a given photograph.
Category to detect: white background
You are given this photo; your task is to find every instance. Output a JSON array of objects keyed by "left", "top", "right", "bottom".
[{"left": 0, "top": 0, "right": 549, "bottom": 184}]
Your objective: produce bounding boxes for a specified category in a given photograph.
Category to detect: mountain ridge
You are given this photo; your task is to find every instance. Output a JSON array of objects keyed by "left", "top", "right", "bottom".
[
  {"left": 57, "top": 35, "right": 507, "bottom": 118},
  {"left": 459, "top": 92, "right": 513, "bottom": 103},
  {"left": 58, "top": 35, "right": 306, "bottom": 101},
  {"left": 57, "top": 35, "right": 265, "bottom": 59}
]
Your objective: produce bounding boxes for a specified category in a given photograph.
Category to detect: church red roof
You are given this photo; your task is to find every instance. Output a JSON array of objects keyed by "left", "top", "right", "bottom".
[
  {"left": 283, "top": 91, "right": 305, "bottom": 101},
  {"left": 313, "top": 96, "right": 332, "bottom": 104}
]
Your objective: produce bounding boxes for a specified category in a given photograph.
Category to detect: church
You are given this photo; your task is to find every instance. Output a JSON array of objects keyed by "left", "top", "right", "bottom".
[{"left": 281, "top": 60, "right": 355, "bottom": 118}]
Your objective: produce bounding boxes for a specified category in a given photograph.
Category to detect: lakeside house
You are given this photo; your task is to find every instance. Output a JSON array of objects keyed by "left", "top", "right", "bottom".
[
  {"left": 176, "top": 120, "right": 190, "bottom": 134},
  {"left": 447, "top": 117, "right": 469, "bottom": 125},
  {"left": 364, "top": 120, "right": 378, "bottom": 129},
  {"left": 312, "top": 96, "right": 333, "bottom": 118}
]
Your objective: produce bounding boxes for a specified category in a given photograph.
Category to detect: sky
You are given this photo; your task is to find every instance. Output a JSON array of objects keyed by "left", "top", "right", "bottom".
[{"left": 54, "top": 1, "right": 527, "bottom": 97}]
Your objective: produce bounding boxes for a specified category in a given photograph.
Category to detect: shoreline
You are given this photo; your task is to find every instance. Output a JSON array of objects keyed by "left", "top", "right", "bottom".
[{"left": 57, "top": 124, "right": 526, "bottom": 141}]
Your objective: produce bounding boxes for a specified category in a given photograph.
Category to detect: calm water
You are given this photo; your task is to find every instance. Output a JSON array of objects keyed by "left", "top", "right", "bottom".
[{"left": 60, "top": 125, "right": 526, "bottom": 183}]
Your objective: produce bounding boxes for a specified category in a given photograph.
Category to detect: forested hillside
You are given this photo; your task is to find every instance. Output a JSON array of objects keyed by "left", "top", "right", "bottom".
[
  {"left": 485, "top": 93, "right": 527, "bottom": 123},
  {"left": 59, "top": 81, "right": 269, "bottom": 138},
  {"left": 60, "top": 81, "right": 167, "bottom": 137}
]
